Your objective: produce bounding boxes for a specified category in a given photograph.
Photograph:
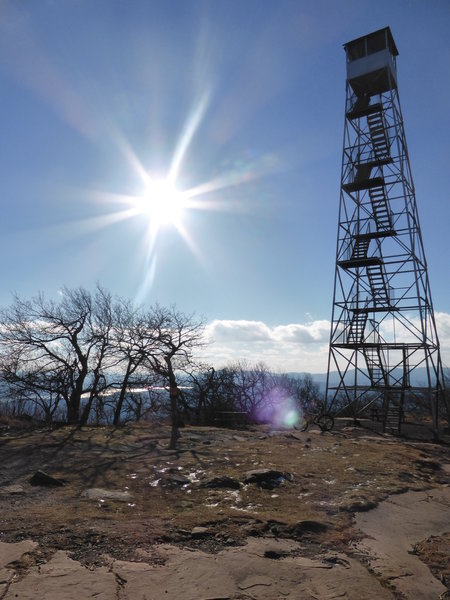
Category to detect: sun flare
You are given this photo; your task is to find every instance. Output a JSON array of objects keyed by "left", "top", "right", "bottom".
[{"left": 140, "top": 179, "right": 186, "bottom": 228}]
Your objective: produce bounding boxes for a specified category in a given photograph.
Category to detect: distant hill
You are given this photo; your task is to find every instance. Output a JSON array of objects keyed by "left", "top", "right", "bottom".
[{"left": 288, "top": 368, "right": 435, "bottom": 391}]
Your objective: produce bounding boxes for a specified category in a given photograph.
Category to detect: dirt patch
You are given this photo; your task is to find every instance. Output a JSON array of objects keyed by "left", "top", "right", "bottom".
[
  {"left": 0, "top": 421, "right": 448, "bottom": 584},
  {"left": 413, "top": 532, "right": 450, "bottom": 592}
]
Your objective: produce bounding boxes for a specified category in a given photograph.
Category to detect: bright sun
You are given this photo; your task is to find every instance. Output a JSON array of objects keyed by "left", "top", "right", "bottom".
[{"left": 140, "top": 179, "right": 186, "bottom": 228}]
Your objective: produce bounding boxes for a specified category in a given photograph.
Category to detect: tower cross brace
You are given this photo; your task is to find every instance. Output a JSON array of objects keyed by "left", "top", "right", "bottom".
[{"left": 325, "top": 27, "right": 447, "bottom": 436}]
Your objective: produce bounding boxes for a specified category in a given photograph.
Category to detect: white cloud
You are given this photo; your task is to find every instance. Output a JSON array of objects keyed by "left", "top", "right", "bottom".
[
  {"left": 201, "top": 318, "right": 332, "bottom": 373},
  {"left": 436, "top": 312, "right": 450, "bottom": 362},
  {"left": 272, "top": 321, "right": 330, "bottom": 344},
  {"left": 436, "top": 312, "right": 450, "bottom": 339},
  {"left": 207, "top": 320, "right": 272, "bottom": 342},
  {"left": 200, "top": 313, "right": 450, "bottom": 374}
]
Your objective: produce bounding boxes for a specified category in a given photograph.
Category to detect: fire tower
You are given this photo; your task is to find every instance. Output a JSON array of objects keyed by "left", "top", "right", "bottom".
[{"left": 325, "top": 27, "right": 445, "bottom": 435}]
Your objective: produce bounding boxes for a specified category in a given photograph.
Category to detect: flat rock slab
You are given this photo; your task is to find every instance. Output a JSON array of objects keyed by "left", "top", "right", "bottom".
[
  {"left": 1, "top": 536, "right": 394, "bottom": 600},
  {"left": 0, "top": 484, "right": 25, "bottom": 495},
  {"left": 0, "top": 540, "right": 38, "bottom": 569},
  {"left": 3, "top": 488, "right": 449, "bottom": 599},
  {"left": 4, "top": 551, "right": 116, "bottom": 600},
  {"left": 82, "top": 488, "right": 132, "bottom": 502},
  {"left": 0, "top": 540, "right": 38, "bottom": 599},
  {"left": 109, "top": 538, "right": 393, "bottom": 600},
  {"left": 356, "top": 487, "right": 450, "bottom": 600}
]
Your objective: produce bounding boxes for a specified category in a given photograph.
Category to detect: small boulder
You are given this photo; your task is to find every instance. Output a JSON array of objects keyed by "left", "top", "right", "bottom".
[
  {"left": 162, "top": 473, "right": 190, "bottom": 486},
  {"left": 264, "top": 549, "right": 290, "bottom": 560},
  {"left": 191, "top": 526, "right": 209, "bottom": 538},
  {"left": 199, "top": 476, "right": 241, "bottom": 490},
  {"left": 339, "top": 494, "right": 378, "bottom": 513},
  {"left": 293, "top": 520, "right": 328, "bottom": 534},
  {"left": 29, "top": 470, "right": 64, "bottom": 487},
  {"left": 244, "top": 469, "right": 292, "bottom": 490},
  {"left": 286, "top": 432, "right": 303, "bottom": 441}
]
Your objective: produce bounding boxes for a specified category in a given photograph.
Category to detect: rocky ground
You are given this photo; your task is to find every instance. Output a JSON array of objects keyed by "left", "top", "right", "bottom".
[{"left": 0, "top": 417, "right": 449, "bottom": 599}]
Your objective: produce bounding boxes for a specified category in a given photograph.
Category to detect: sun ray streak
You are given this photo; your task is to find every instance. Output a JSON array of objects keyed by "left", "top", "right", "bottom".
[
  {"left": 168, "top": 89, "right": 211, "bottom": 183},
  {"left": 185, "top": 152, "right": 281, "bottom": 200},
  {"left": 135, "top": 254, "right": 157, "bottom": 305},
  {"left": 30, "top": 208, "right": 141, "bottom": 244},
  {"left": 174, "top": 221, "right": 204, "bottom": 265},
  {"left": 85, "top": 189, "right": 144, "bottom": 208},
  {"left": 110, "top": 127, "right": 151, "bottom": 186}
]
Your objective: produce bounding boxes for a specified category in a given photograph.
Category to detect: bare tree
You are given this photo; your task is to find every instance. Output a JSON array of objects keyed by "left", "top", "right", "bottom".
[
  {"left": 180, "top": 364, "right": 217, "bottom": 425},
  {"left": 198, "top": 362, "right": 323, "bottom": 428},
  {"left": 105, "top": 299, "right": 161, "bottom": 425},
  {"left": 144, "top": 305, "right": 205, "bottom": 449},
  {"left": 79, "top": 287, "right": 114, "bottom": 425},
  {"left": 0, "top": 286, "right": 114, "bottom": 424},
  {"left": 0, "top": 287, "right": 208, "bottom": 433},
  {"left": 0, "top": 359, "right": 64, "bottom": 423}
]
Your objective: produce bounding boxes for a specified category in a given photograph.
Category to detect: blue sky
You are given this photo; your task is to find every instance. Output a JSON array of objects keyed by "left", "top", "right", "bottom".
[{"left": 1, "top": 0, "right": 449, "bottom": 372}]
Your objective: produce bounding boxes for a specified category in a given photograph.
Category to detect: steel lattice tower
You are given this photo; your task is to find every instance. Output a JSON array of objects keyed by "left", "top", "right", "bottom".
[{"left": 325, "top": 27, "right": 445, "bottom": 436}]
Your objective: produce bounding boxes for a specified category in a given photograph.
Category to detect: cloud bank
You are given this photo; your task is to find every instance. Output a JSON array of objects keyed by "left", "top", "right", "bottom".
[
  {"left": 200, "top": 313, "right": 450, "bottom": 374},
  {"left": 201, "top": 318, "right": 331, "bottom": 373}
]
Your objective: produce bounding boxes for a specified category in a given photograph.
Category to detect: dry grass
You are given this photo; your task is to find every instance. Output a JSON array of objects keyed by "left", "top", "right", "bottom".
[
  {"left": 413, "top": 533, "right": 450, "bottom": 592},
  {"left": 0, "top": 420, "right": 448, "bottom": 566}
]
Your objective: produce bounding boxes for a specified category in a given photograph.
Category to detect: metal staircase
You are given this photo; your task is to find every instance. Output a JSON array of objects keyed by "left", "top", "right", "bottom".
[
  {"left": 363, "top": 346, "right": 386, "bottom": 386},
  {"left": 367, "top": 110, "right": 390, "bottom": 160},
  {"left": 327, "top": 28, "right": 446, "bottom": 440},
  {"left": 384, "top": 389, "right": 403, "bottom": 434},
  {"left": 366, "top": 263, "right": 390, "bottom": 305},
  {"left": 348, "top": 311, "right": 368, "bottom": 344},
  {"left": 351, "top": 237, "right": 370, "bottom": 260},
  {"left": 368, "top": 185, "right": 392, "bottom": 230}
]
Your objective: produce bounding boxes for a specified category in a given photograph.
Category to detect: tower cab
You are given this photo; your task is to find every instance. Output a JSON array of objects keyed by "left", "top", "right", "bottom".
[{"left": 344, "top": 27, "right": 399, "bottom": 97}]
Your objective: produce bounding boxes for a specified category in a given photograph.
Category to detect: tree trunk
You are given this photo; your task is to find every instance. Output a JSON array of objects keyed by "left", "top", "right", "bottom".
[
  {"left": 67, "top": 361, "right": 88, "bottom": 425},
  {"left": 113, "top": 364, "right": 133, "bottom": 426},
  {"left": 169, "top": 391, "right": 180, "bottom": 449},
  {"left": 166, "top": 359, "right": 180, "bottom": 450},
  {"left": 79, "top": 369, "right": 105, "bottom": 426},
  {"left": 66, "top": 394, "right": 81, "bottom": 424},
  {"left": 197, "top": 390, "right": 206, "bottom": 426},
  {"left": 79, "top": 392, "right": 95, "bottom": 426}
]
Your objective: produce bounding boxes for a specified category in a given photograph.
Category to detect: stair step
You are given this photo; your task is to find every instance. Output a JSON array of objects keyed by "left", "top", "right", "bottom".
[
  {"left": 351, "top": 238, "right": 370, "bottom": 260},
  {"left": 348, "top": 311, "right": 368, "bottom": 343},
  {"left": 368, "top": 185, "right": 392, "bottom": 230},
  {"left": 367, "top": 110, "right": 390, "bottom": 159}
]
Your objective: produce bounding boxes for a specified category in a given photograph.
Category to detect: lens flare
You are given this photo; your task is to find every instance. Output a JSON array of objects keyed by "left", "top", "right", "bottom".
[
  {"left": 254, "top": 387, "right": 301, "bottom": 429},
  {"left": 283, "top": 409, "right": 300, "bottom": 428}
]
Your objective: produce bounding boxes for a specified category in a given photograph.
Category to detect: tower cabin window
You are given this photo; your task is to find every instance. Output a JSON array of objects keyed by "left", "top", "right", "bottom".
[
  {"left": 367, "top": 30, "right": 386, "bottom": 55},
  {"left": 346, "top": 29, "right": 392, "bottom": 62},
  {"left": 347, "top": 39, "right": 365, "bottom": 61}
]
